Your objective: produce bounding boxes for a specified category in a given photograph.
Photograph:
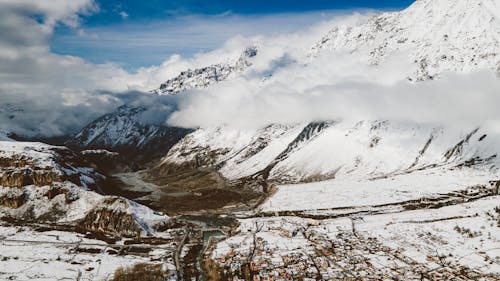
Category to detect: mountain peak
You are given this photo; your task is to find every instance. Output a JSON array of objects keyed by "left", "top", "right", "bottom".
[
  {"left": 311, "top": 0, "right": 500, "bottom": 80},
  {"left": 152, "top": 46, "right": 258, "bottom": 95},
  {"left": 401, "top": 0, "right": 500, "bottom": 33}
]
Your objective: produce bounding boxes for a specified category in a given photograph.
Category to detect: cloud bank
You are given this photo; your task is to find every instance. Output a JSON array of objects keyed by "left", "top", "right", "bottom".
[
  {"left": 0, "top": 0, "right": 128, "bottom": 136},
  {"left": 167, "top": 50, "right": 500, "bottom": 130}
]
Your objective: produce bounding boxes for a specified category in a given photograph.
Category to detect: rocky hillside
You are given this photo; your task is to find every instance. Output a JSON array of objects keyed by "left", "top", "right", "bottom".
[{"left": 0, "top": 140, "right": 168, "bottom": 237}]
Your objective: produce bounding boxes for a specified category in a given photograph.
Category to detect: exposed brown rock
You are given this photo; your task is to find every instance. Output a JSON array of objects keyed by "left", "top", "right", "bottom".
[
  {"left": 0, "top": 190, "right": 27, "bottom": 208},
  {"left": 0, "top": 168, "right": 61, "bottom": 187},
  {"left": 0, "top": 156, "right": 31, "bottom": 168},
  {"left": 44, "top": 185, "right": 68, "bottom": 200},
  {"left": 80, "top": 199, "right": 142, "bottom": 238}
]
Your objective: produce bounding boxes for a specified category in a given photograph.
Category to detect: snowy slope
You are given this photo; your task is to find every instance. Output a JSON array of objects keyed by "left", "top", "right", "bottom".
[
  {"left": 0, "top": 224, "right": 176, "bottom": 281},
  {"left": 158, "top": 0, "right": 500, "bottom": 183},
  {"left": 69, "top": 47, "right": 258, "bottom": 156},
  {"left": 310, "top": 0, "right": 500, "bottom": 80},
  {"left": 214, "top": 195, "right": 500, "bottom": 279},
  {"left": 160, "top": 121, "right": 499, "bottom": 183},
  {"left": 260, "top": 168, "right": 495, "bottom": 212},
  {"left": 152, "top": 47, "right": 258, "bottom": 95},
  {"left": 0, "top": 140, "right": 99, "bottom": 184},
  {"left": 161, "top": 124, "right": 305, "bottom": 178},
  {"left": 267, "top": 121, "right": 498, "bottom": 182},
  {"left": 67, "top": 105, "right": 191, "bottom": 160},
  {"left": 0, "top": 140, "right": 168, "bottom": 236}
]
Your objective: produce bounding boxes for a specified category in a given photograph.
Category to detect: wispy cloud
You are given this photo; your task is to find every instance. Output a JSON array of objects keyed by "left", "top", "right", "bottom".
[
  {"left": 0, "top": 1, "right": 358, "bottom": 137},
  {"left": 166, "top": 36, "right": 500, "bottom": 130},
  {"left": 119, "top": 11, "right": 128, "bottom": 19},
  {"left": 51, "top": 11, "right": 354, "bottom": 68}
]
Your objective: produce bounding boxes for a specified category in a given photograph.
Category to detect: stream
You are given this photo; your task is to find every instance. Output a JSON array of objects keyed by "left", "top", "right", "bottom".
[
  {"left": 196, "top": 230, "right": 226, "bottom": 281},
  {"left": 113, "top": 171, "right": 192, "bottom": 200},
  {"left": 112, "top": 171, "right": 253, "bottom": 280}
]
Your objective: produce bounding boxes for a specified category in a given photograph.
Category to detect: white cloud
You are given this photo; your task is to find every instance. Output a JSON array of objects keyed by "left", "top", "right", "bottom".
[
  {"left": 119, "top": 11, "right": 128, "bottom": 19},
  {"left": 4, "top": 1, "right": 496, "bottom": 139},
  {"left": 0, "top": 0, "right": 363, "bottom": 137},
  {"left": 0, "top": 0, "right": 129, "bottom": 136},
  {"left": 52, "top": 10, "right": 356, "bottom": 68},
  {"left": 167, "top": 48, "right": 500, "bottom": 130}
]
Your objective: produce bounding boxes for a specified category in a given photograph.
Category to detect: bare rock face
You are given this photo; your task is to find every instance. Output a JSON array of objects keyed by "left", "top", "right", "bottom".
[
  {"left": 0, "top": 156, "right": 30, "bottom": 168},
  {"left": 1, "top": 168, "right": 61, "bottom": 188},
  {"left": 0, "top": 189, "right": 27, "bottom": 208},
  {"left": 0, "top": 142, "right": 100, "bottom": 190},
  {"left": 80, "top": 197, "right": 164, "bottom": 238},
  {"left": 81, "top": 207, "right": 141, "bottom": 238}
]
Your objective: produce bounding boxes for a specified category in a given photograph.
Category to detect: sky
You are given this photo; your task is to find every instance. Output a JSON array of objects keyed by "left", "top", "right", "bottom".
[
  {"left": 51, "top": 0, "right": 415, "bottom": 69},
  {"left": 1, "top": 0, "right": 498, "bottom": 138}
]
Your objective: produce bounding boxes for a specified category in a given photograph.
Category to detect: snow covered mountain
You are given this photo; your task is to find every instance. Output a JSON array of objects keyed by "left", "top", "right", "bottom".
[
  {"left": 2, "top": 1, "right": 500, "bottom": 278},
  {"left": 0, "top": 140, "right": 168, "bottom": 237},
  {"left": 72, "top": 0, "right": 500, "bottom": 180},
  {"left": 69, "top": 47, "right": 258, "bottom": 158},
  {"left": 157, "top": 0, "right": 500, "bottom": 184},
  {"left": 152, "top": 46, "right": 258, "bottom": 95},
  {"left": 310, "top": 0, "right": 500, "bottom": 80},
  {"left": 158, "top": 121, "right": 499, "bottom": 184},
  {"left": 66, "top": 105, "right": 191, "bottom": 162}
]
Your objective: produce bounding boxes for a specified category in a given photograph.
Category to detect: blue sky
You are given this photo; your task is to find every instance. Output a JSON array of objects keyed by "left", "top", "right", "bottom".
[{"left": 51, "top": 0, "right": 415, "bottom": 70}]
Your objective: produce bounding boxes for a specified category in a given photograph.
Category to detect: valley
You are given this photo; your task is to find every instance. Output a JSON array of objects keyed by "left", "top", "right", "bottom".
[
  {"left": 1, "top": 127, "right": 500, "bottom": 280},
  {"left": 1, "top": 0, "right": 500, "bottom": 279}
]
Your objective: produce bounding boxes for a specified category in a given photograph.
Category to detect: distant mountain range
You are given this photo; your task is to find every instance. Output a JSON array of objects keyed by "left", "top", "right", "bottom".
[
  {"left": 65, "top": 0, "right": 500, "bottom": 175},
  {"left": 157, "top": 0, "right": 500, "bottom": 183}
]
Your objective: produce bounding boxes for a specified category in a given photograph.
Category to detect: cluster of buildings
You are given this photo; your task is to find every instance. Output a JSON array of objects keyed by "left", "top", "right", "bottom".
[
  {"left": 210, "top": 218, "right": 493, "bottom": 280},
  {"left": 214, "top": 236, "right": 320, "bottom": 280}
]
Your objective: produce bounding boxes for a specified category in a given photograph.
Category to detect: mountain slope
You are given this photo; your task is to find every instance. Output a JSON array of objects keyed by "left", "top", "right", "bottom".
[
  {"left": 156, "top": 0, "right": 500, "bottom": 183},
  {"left": 69, "top": 47, "right": 258, "bottom": 159},
  {"left": 152, "top": 47, "right": 258, "bottom": 95},
  {"left": 0, "top": 140, "right": 168, "bottom": 237},
  {"left": 311, "top": 0, "right": 500, "bottom": 80},
  {"left": 66, "top": 105, "right": 191, "bottom": 162},
  {"left": 158, "top": 121, "right": 499, "bottom": 183}
]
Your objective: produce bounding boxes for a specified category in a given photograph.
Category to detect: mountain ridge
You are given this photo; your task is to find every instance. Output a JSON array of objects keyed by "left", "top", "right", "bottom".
[
  {"left": 66, "top": 105, "right": 191, "bottom": 163},
  {"left": 156, "top": 0, "right": 500, "bottom": 183},
  {"left": 68, "top": 0, "right": 500, "bottom": 176},
  {"left": 66, "top": 47, "right": 259, "bottom": 159},
  {"left": 310, "top": 0, "right": 500, "bottom": 80},
  {"left": 152, "top": 46, "right": 258, "bottom": 95}
]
